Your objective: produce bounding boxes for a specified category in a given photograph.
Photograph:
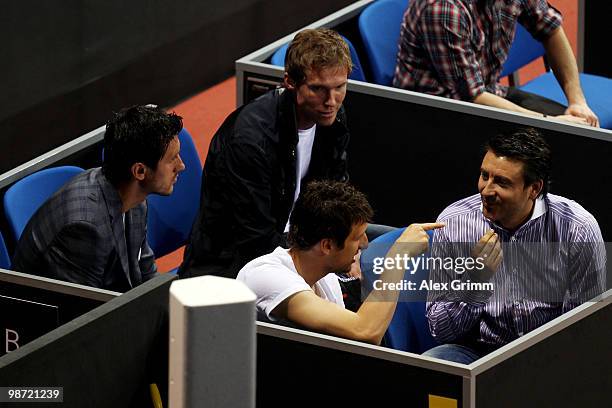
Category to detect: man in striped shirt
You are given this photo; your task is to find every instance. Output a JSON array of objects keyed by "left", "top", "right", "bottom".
[{"left": 424, "top": 127, "right": 605, "bottom": 363}]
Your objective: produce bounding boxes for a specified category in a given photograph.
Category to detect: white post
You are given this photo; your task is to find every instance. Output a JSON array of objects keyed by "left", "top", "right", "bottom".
[{"left": 169, "top": 276, "right": 256, "bottom": 408}]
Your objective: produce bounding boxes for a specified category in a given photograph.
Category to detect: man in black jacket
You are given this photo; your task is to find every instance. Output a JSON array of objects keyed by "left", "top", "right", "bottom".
[{"left": 179, "top": 28, "right": 354, "bottom": 280}]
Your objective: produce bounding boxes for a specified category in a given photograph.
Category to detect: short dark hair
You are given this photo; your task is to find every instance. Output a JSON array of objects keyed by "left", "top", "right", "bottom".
[
  {"left": 103, "top": 105, "right": 183, "bottom": 185},
  {"left": 288, "top": 181, "right": 373, "bottom": 250},
  {"left": 285, "top": 28, "right": 352, "bottom": 85},
  {"left": 484, "top": 127, "right": 552, "bottom": 198}
]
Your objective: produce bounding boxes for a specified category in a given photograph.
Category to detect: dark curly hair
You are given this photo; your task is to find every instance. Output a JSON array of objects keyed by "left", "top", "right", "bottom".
[
  {"left": 484, "top": 127, "right": 552, "bottom": 198},
  {"left": 103, "top": 105, "right": 182, "bottom": 185},
  {"left": 288, "top": 181, "right": 373, "bottom": 250}
]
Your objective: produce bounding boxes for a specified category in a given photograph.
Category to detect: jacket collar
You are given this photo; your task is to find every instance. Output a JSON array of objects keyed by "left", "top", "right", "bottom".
[
  {"left": 277, "top": 88, "right": 299, "bottom": 146},
  {"left": 95, "top": 168, "right": 131, "bottom": 286}
]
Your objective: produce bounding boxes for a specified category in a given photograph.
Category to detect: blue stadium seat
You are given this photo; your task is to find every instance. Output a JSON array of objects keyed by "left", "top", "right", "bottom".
[
  {"left": 0, "top": 231, "right": 10, "bottom": 269},
  {"left": 146, "top": 128, "right": 202, "bottom": 259},
  {"left": 270, "top": 35, "right": 367, "bottom": 82},
  {"left": 499, "top": 24, "right": 547, "bottom": 80},
  {"left": 360, "top": 226, "right": 437, "bottom": 353},
  {"left": 501, "top": 24, "right": 612, "bottom": 129},
  {"left": 3, "top": 166, "right": 84, "bottom": 241},
  {"left": 358, "top": 0, "right": 409, "bottom": 86}
]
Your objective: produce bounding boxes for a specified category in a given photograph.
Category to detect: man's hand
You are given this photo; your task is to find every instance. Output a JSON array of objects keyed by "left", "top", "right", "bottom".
[
  {"left": 552, "top": 114, "right": 589, "bottom": 126},
  {"left": 471, "top": 230, "right": 503, "bottom": 282},
  {"left": 542, "top": 27, "right": 598, "bottom": 127},
  {"left": 565, "top": 103, "right": 599, "bottom": 127},
  {"left": 396, "top": 222, "right": 446, "bottom": 256},
  {"left": 346, "top": 250, "right": 362, "bottom": 280}
]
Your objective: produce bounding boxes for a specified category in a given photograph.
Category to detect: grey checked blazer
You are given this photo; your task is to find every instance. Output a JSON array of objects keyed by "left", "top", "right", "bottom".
[{"left": 12, "top": 168, "right": 157, "bottom": 292}]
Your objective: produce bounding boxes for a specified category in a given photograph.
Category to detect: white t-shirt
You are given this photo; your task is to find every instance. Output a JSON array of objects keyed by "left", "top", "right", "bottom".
[
  {"left": 284, "top": 124, "right": 316, "bottom": 232},
  {"left": 236, "top": 247, "right": 344, "bottom": 323}
]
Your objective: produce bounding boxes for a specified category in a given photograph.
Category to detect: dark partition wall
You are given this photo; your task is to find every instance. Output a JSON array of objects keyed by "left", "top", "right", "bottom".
[
  {"left": 0, "top": 274, "right": 174, "bottom": 408},
  {"left": 0, "top": 280, "right": 111, "bottom": 356},
  {"left": 0, "top": 270, "right": 118, "bottom": 357},
  {"left": 475, "top": 302, "right": 612, "bottom": 408},
  {"left": 583, "top": 2, "right": 612, "bottom": 77},
  {"left": 0, "top": 0, "right": 354, "bottom": 174},
  {"left": 257, "top": 332, "right": 465, "bottom": 407},
  {"left": 343, "top": 91, "right": 612, "bottom": 240}
]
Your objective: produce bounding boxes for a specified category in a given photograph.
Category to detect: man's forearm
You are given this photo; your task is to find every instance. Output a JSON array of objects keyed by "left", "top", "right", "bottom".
[
  {"left": 355, "top": 244, "right": 415, "bottom": 344},
  {"left": 356, "top": 226, "right": 437, "bottom": 344},
  {"left": 473, "top": 91, "right": 544, "bottom": 117},
  {"left": 426, "top": 300, "right": 484, "bottom": 343},
  {"left": 426, "top": 262, "right": 488, "bottom": 343},
  {"left": 473, "top": 91, "right": 590, "bottom": 125},
  {"left": 543, "top": 26, "right": 585, "bottom": 106}
]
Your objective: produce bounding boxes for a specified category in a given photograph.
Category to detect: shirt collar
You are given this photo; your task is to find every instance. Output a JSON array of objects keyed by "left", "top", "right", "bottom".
[
  {"left": 480, "top": 196, "right": 547, "bottom": 231},
  {"left": 530, "top": 196, "right": 546, "bottom": 221}
]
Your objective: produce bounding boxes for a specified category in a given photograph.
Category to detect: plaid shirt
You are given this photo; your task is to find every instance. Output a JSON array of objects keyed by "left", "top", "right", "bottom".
[{"left": 392, "top": 0, "right": 562, "bottom": 100}]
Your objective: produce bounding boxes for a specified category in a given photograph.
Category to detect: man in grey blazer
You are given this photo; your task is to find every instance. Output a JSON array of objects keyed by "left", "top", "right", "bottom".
[{"left": 13, "top": 105, "right": 185, "bottom": 292}]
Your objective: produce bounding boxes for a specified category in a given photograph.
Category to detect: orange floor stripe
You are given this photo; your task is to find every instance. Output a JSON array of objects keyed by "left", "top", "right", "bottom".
[{"left": 156, "top": 78, "right": 237, "bottom": 272}]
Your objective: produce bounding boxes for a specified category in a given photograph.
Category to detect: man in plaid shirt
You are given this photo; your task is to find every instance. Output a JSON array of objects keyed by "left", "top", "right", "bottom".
[{"left": 393, "top": 0, "right": 598, "bottom": 127}]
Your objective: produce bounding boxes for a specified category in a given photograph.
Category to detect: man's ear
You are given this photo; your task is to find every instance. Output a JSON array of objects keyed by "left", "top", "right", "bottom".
[
  {"left": 131, "top": 162, "right": 147, "bottom": 181},
  {"left": 319, "top": 238, "right": 333, "bottom": 255},
  {"left": 529, "top": 179, "right": 544, "bottom": 199},
  {"left": 284, "top": 72, "right": 296, "bottom": 91}
]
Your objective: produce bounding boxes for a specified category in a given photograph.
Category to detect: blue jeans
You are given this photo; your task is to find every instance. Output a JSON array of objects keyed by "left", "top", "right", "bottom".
[{"left": 423, "top": 344, "right": 482, "bottom": 364}]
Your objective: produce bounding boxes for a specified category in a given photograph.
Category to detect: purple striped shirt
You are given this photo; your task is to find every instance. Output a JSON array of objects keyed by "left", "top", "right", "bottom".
[{"left": 427, "top": 193, "right": 606, "bottom": 348}]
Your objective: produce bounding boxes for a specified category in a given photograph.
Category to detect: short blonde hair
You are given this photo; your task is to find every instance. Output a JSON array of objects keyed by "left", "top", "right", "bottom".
[{"left": 285, "top": 28, "right": 353, "bottom": 84}]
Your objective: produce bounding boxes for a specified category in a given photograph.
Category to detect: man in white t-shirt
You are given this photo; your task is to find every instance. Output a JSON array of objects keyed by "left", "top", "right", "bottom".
[{"left": 238, "top": 181, "right": 444, "bottom": 344}]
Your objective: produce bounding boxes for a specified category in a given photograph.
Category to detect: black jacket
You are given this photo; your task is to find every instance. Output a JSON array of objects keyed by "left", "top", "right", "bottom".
[{"left": 179, "top": 88, "right": 350, "bottom": 278}]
